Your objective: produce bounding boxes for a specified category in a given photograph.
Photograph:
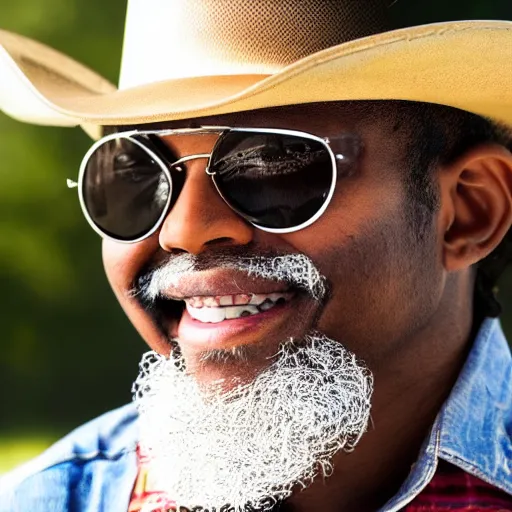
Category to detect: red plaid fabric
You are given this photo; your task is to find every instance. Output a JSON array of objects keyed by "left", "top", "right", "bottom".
[
  {"left": 128, "top": 450, "right": 512, "bottom": 512},
  {"left": 402, "top": 460, "right": 512, "bottom": 511}
]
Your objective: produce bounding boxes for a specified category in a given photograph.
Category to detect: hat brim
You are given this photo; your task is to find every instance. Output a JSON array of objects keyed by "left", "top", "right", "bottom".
[{"left": 1, "top": 20, "right": 512, "bottom": 138}]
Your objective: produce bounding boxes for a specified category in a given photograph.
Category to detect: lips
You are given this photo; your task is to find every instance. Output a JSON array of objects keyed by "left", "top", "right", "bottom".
[{"left": 139, "top": 267, "right": 313, "bottom": 354}]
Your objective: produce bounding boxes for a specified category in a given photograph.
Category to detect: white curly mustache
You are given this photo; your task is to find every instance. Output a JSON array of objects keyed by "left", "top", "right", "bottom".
[{"left": 138, "top": 251, "right": 327, "bottom": 303}]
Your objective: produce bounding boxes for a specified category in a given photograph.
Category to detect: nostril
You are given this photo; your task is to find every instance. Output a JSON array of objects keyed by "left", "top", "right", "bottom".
[
  {"left": 205, "top": 237, "right": 238, "bottom": 247},
  {"left": 166, "top": 248, "right": 189, "bottom": 256}
]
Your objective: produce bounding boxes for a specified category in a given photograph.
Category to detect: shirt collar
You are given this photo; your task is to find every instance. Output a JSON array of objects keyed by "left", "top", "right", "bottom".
[
  {"left": 437, "top": 317, "right": 512, "bottom": 493},
  {"left": 381, "top": 317, "right": 512, "bottom": 512}
]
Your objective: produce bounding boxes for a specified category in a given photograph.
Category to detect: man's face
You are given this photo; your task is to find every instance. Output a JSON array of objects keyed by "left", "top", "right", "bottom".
[
  {"left": 101, "top": 102, "right": 445, "bottom": 510},
  {"left": 103, "top": 102, "right": 442, "bottom": 383}
]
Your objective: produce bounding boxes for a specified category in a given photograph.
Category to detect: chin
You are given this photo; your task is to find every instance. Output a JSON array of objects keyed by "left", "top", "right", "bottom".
[{"left": 132, "top": 331, "right": 374, "bottom": 512}]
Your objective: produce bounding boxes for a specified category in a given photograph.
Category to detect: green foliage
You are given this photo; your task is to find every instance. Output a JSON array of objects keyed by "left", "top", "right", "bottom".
[
  {"left": 0, "top": 0, "right": 511, "bottom": 472},
  {"left": 0, "top": 0, "right": 143, "bottom": 437},
  {"left": 0, "top": 432, "right": 60, "bottom": 474}
]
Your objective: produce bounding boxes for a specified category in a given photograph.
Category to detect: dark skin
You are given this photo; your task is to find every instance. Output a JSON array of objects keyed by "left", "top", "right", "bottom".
[{"left": 101, "top": 103, "right": 512, "bottom": 512}]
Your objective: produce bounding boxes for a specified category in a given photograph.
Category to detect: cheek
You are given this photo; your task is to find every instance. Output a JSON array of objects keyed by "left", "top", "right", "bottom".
[
  {"left": 102, "top": 238, "right": 171, "bottom": 354},
  {"left": 282, "top": 166, "right": 401, "bottom": 274},
  {"left": 321, "top": 223, "right": 440, "bottom": 357},
  {"left": 101, "top": 239, "right": 151, "bottom": 296},
  {"left": 282, "top": 180, "right": 444, "bottom": 366}
]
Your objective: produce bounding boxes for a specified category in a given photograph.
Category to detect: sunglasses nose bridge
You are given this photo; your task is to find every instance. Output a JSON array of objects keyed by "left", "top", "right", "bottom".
[
  {"left": 168, "top": 153, "right": 212, "bottom": 172},
  {"left": 157, "top": 162, "right": 254, "bottom": 255}
]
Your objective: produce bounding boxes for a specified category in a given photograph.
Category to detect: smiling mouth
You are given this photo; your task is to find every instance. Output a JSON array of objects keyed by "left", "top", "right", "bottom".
[
  {"left": 143, "top": 287, "right": 301, "bottom": 350},
  {"left": 184, "top": 292, "right": 294, "bottom": 323},
  {"left": 133, "top": 261, "right": 320, "bottom": 355}
]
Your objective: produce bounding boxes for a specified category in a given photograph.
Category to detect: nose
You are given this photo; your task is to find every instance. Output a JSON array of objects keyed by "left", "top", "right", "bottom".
[{"left": 158, "top": 152, "right": 253, "bottom": 255}]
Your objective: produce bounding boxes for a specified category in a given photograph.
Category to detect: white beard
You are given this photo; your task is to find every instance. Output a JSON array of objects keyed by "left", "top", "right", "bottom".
[{"left": 132, "top": 332, "right": 373, "bottom": 512}]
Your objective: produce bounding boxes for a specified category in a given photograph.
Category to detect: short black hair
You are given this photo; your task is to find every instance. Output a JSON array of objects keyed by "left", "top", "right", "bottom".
[{"left": 382, "top": 101, "right": 512, "bottom": 318}]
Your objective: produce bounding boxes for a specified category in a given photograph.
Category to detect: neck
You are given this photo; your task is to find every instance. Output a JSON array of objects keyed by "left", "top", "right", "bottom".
[{"left": 286, "top": 289, "right": 476, "bottom": 512}]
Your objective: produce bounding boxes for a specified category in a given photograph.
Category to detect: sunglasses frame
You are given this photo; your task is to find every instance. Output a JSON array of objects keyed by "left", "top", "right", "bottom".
[{"left": 74, "top": 126, "right": 338, "bottom": 243}]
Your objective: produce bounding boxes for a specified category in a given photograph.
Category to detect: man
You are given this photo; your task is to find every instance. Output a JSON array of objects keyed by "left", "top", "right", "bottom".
[{"left": 0, "top": 0, "right": 511, "bottom": 511}]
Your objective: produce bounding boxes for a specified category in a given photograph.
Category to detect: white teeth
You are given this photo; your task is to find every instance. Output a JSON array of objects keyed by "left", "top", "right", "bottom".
[
  {"left": 234, "top": 294, "right": 251, "bottom": 305},
  {"left": 258, "top": 299, "right": 275, "bottom": 312},
  {"left": 219, "top": 295, "right": 233, "bottom": 306},
  {"left": 186, "top": 303, "right": 263, "bottom": 323},
  {"left": 184, "top": 292, "right": 293, "bottom": 309},
  {"left": 183, "top": 292, "right": 295, "bottom": 323},
  {"left": 225, "top": 305, "right": 259, "bottom": 320},
  {"left": 248, "top": 294, "right": 269, "bottom": 306},
  {"left": 189, "top": 305, "right": 226, "bottom": 324},
  {"left": 202, "top": 296, "right": 218, "bottom": 307},
  {"left": 187, "top": 296, "right": 202, "bottom": 308},
  {"left": 250, "top": 292, "right": 292, "bottom": 305}
]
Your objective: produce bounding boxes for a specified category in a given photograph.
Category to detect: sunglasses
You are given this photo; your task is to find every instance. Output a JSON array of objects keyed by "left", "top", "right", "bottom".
[{"left": 68, "top": 127, "right": 361, "bottom": 243}]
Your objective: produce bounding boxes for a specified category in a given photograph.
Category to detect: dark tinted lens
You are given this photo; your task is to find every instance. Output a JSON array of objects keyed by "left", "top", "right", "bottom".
[
  {"left": 82, "top": 137, "right": 171, "bottom": 241},
  {"left": 211, "top": 131, "right": 333, "bottom": 229}
]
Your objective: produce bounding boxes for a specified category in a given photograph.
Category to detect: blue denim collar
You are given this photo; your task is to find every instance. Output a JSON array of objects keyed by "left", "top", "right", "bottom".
[
  {"left": 438, "top": 317, "right": 512, "bottom": 493},
  {"left": 382, "top": 317, "right": 512, "bottom": 511}
]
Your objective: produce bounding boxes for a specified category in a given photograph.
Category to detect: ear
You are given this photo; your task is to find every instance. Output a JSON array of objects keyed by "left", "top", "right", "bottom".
[{"left": 440, "top": 144, "right": 512, "bottom": 272}]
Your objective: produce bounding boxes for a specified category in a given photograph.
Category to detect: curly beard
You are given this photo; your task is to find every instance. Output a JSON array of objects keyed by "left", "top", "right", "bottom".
[{"left": 132, "top": 332, "right": 373, "bottom": 512}]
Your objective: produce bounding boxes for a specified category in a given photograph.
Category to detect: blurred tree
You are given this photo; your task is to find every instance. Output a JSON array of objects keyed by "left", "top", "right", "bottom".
[
  {"left": 0, "top": 0, "right": 511, "bottom": 440},
  {"left": 0, "top": 0, "right": 143, "bottom": 434}
]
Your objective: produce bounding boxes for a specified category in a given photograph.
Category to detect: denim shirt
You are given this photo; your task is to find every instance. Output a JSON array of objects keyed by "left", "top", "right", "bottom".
[{"left": 1, "top": 318, "right": 511, "bottom": 512}]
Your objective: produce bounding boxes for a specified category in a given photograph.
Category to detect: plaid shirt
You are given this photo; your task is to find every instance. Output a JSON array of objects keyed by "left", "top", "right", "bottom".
[
  {"left": 129, "top": 456, "right": 512, "bottom": 512},
  {"left": 404, "top": 460, "right": 512, "bottom": 511}
]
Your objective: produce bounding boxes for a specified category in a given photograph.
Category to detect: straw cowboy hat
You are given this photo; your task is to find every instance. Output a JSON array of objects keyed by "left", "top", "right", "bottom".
[{"left": 0, "top": 0, "right": 511, "bottom": 139}]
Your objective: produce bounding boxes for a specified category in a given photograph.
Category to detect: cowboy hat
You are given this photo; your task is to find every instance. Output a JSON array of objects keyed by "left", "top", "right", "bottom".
[{"left": 0, "top": 0, "right": 511, "bottom": 139}]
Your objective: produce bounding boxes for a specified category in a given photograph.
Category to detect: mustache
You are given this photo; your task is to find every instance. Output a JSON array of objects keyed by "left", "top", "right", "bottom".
[{"left": 131, "top": 246, "right": 329, "bottom": 306}]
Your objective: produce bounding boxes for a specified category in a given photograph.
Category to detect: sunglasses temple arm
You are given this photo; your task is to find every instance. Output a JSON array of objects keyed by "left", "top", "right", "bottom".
[
  {"left": 66, "top": 179, "right": 79, "bottom": 189},
  {"left": 325, "top": 133, "right": 364, "bottom": 164}
]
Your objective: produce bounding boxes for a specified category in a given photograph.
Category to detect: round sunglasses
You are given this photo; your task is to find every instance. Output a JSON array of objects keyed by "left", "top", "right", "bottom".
[{"left": 67, "top": 127, "right": 361, "bottom": 243}]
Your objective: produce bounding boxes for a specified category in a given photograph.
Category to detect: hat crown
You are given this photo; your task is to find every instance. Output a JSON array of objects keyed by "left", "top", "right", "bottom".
[{"left": 119, "top": 0, "right": 390, "bottom": 89}]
